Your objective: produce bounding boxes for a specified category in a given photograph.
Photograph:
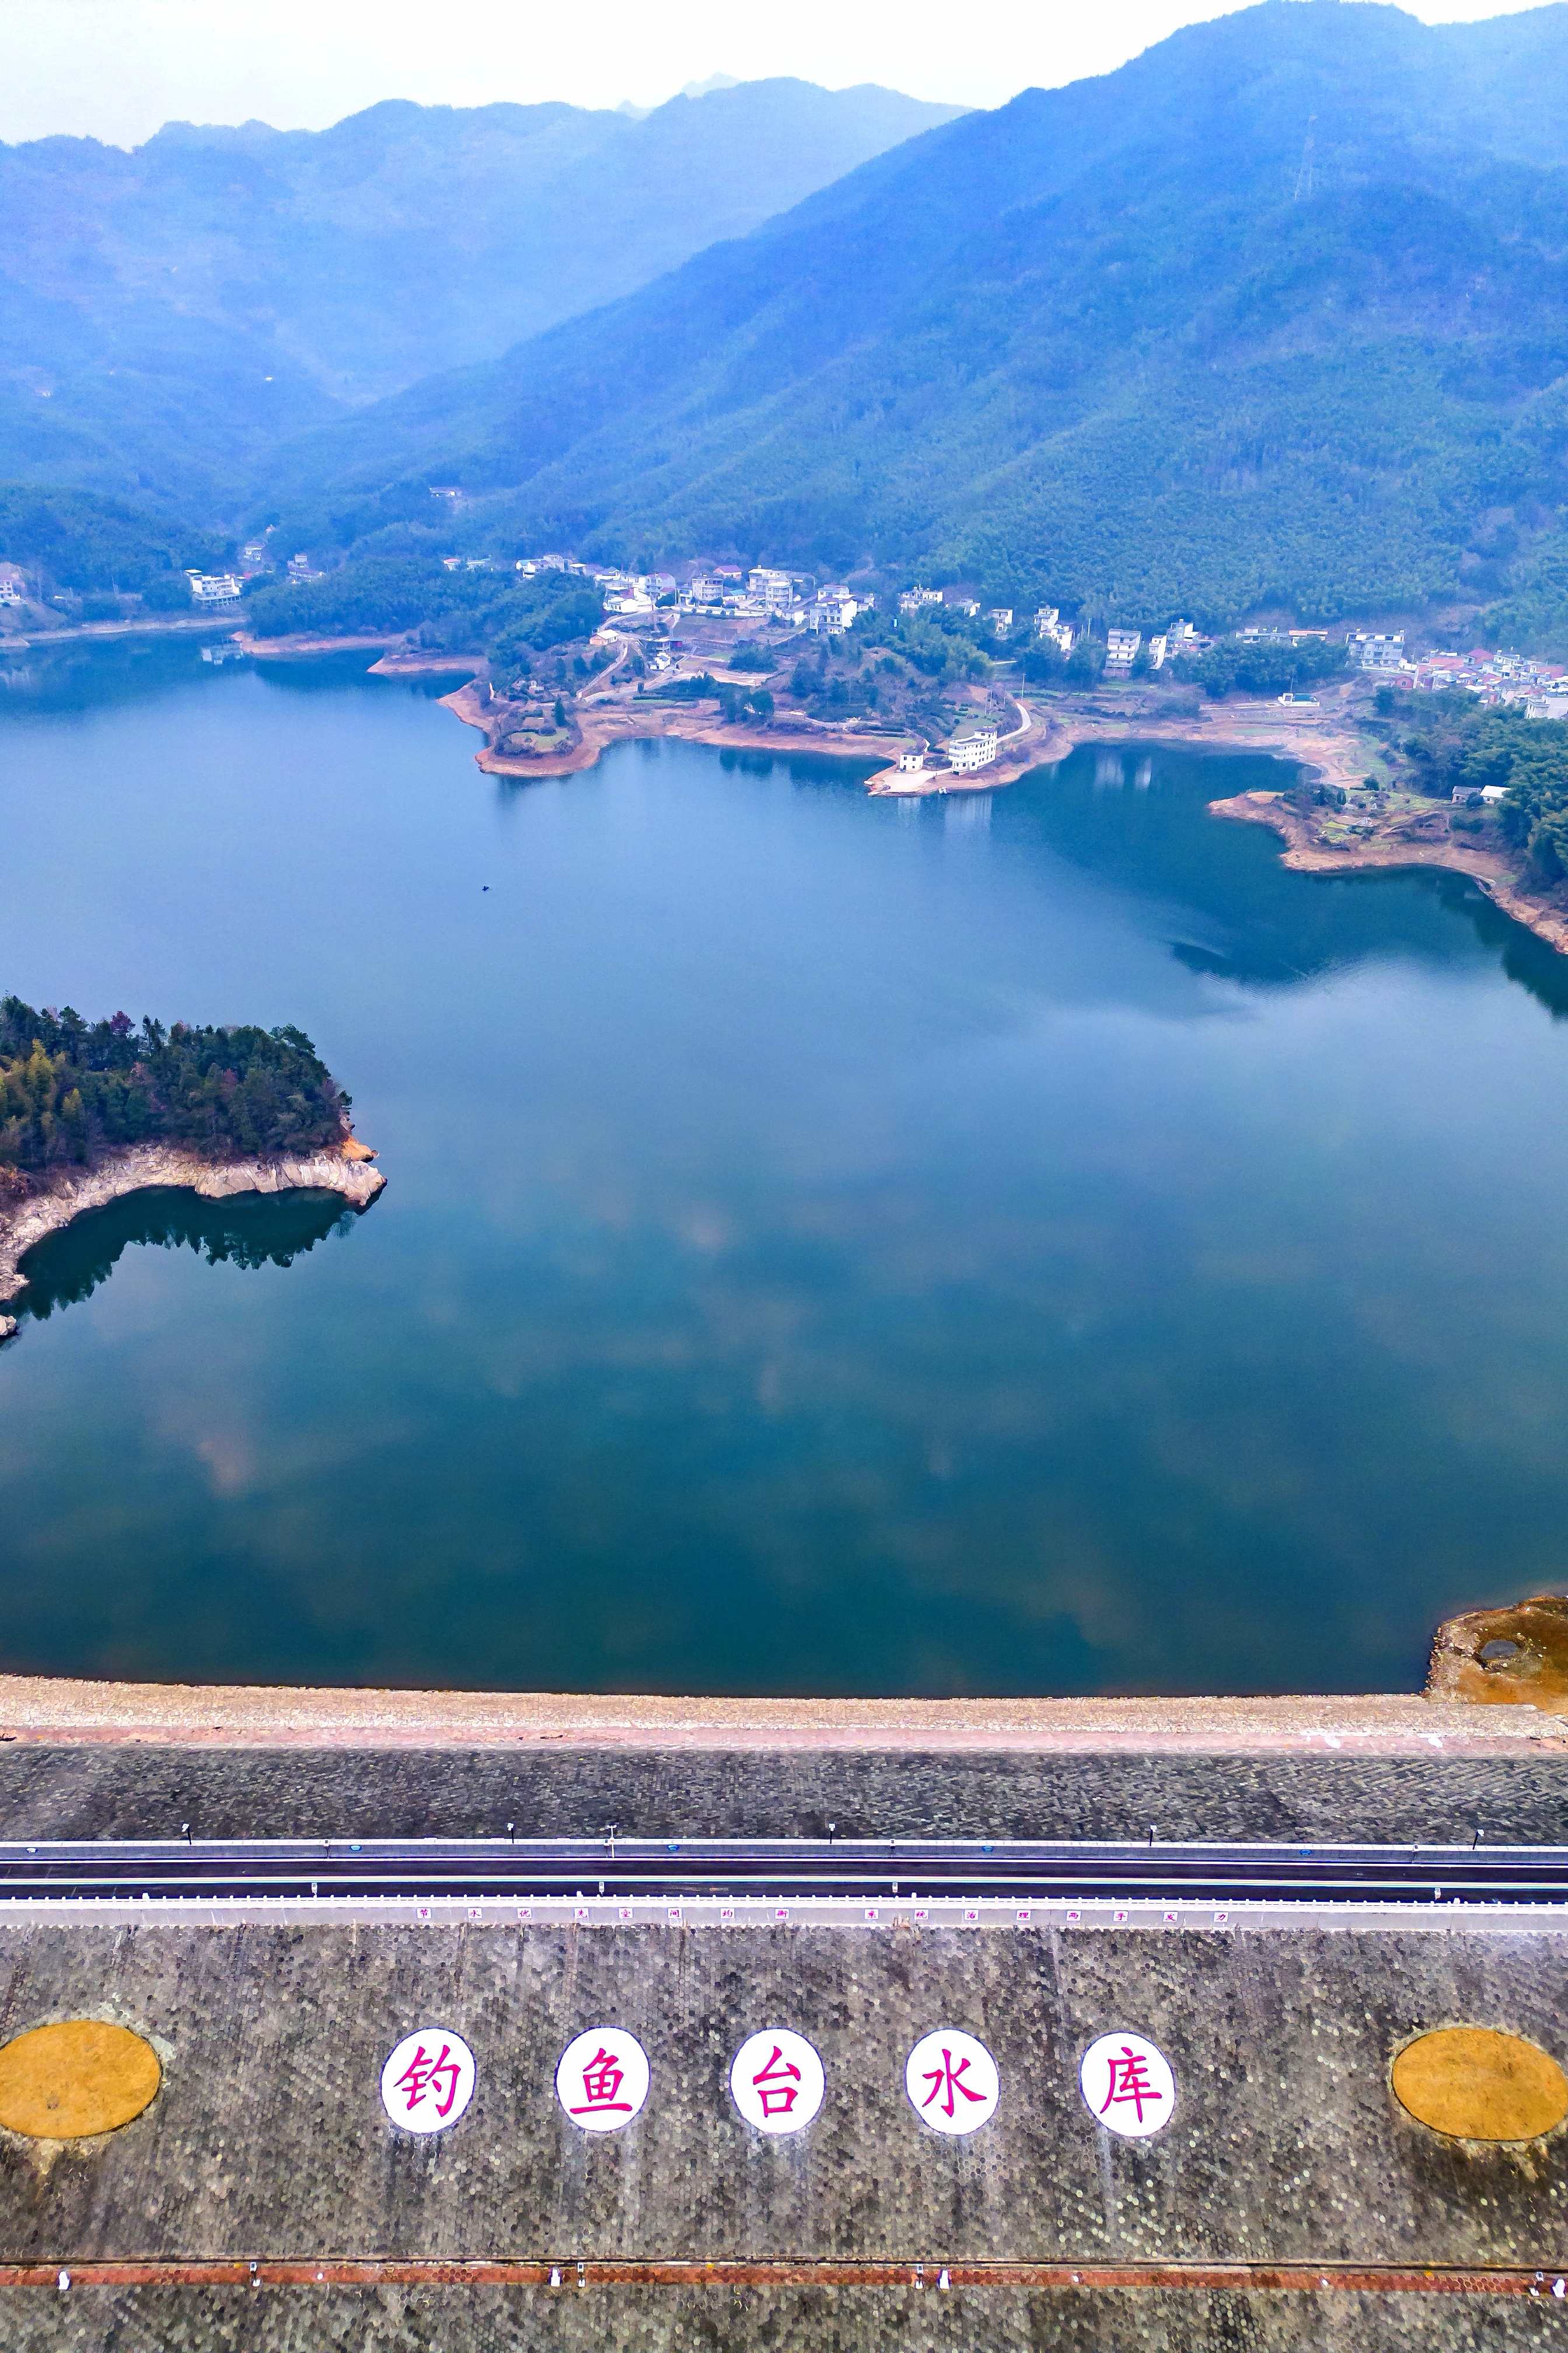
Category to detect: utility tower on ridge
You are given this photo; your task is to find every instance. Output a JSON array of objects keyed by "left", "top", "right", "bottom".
[{"left": 1294, "top": 115, "right": 1317, "bottom": 203}]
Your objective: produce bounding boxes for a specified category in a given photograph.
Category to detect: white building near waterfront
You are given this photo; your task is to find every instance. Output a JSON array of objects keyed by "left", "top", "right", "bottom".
[
  {"left": 948, "top": 722, "right": 999, "bottom": 772},
  {"left": 186, "top": 570, "right": 244, "bottom": 607}
]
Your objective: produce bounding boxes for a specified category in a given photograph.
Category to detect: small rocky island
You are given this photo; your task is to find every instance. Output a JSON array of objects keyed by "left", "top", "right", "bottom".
[{"left": 0, "top": 996, "right": 384, "bottom": 1338}]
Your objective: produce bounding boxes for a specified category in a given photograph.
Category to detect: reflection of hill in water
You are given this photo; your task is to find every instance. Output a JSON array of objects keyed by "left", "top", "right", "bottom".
[
  {"left": 16, "top": 1187, "right": 354, "bottom": 1325},
  {"left": 1034, "top": 746, "right": 1568, "bottom": 1018}
]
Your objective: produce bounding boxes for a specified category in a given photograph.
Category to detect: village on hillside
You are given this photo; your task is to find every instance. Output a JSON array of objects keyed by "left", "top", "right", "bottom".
[{"left": 9, "top": 522, "right": 1568, "bottom": 793}]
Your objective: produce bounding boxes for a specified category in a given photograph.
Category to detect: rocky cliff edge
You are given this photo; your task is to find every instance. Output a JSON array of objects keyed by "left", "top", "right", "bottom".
[{"left": 0, "top": 1140, "right": 386, "bottom": 1332}]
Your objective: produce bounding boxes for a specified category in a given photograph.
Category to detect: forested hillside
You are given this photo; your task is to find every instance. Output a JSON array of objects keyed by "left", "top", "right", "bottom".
[
  {"left": 0, "top": 1000, "right": 350, "bottom": 1169},
  {"left": 0, "top": 485, "right": 227, "bottom": 605},
  {"left": 0, "top": 80, "right": 959, "bottom": 518},
  {"left": 259, "top": 1, "right": 1568, "bottom": 641}
]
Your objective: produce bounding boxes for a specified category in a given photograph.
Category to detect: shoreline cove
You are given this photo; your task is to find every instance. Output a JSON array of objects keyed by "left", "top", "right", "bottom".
[
  {"left": 0, "top": 1141, "right": 386, "bottom": 1336},
  {"left": 436, "top": 678, "right": 1568, "bottom": 961},
  {"left": 1206, "top": 789, "right": 1568, "bottom": 958},
  {"left": 215, "top": 635, "right": 1568, "bottom": 962}
]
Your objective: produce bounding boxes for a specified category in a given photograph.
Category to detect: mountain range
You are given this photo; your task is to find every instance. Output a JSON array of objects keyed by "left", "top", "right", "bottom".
[
  {"left": 0, "top": 79, "right": 961, "bottom": 516},
  {"left": 255, "top": 1, "right": 1568, "bottom": 643},
  {"left": 16, "top": 5, "right": 1568, "bottom": 644}
]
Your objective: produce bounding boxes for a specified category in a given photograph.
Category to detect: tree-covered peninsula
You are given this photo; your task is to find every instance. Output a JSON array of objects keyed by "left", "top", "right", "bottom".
[{"left": 0, "top": 1000, "right": 352, "bottom": 1172}]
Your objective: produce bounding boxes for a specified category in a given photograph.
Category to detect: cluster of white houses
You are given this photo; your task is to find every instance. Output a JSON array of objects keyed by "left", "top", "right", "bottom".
[
  {"left": 1363, "top": 631, "right": 1568, "bottom": 717},
  {"left": 592, "top": 564, "right": 868, "bottom": 631}
]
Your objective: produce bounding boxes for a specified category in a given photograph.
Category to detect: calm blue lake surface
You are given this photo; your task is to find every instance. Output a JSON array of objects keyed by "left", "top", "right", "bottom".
[{"left": 3, "top": 637, "right": 1567, "bottom": 1697}]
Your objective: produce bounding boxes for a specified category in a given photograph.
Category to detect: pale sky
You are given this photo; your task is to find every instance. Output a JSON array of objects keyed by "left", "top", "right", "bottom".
[{"left": 0, "top": 0, "right": 1548, "bottom": 146}]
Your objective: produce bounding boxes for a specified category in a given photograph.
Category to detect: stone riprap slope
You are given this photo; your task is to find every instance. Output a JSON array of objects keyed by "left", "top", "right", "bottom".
[{"left": 2, "top": 1740, "right": 1567, "bottom": 1847}]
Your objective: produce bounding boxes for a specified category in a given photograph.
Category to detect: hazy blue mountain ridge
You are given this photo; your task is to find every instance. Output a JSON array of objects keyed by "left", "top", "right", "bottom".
[
  {"left": 0, "top": 78, "right": 961, "bottom": 519},
  {"left": 257, "top": 3, "right": 1568, "bottom": 638}
]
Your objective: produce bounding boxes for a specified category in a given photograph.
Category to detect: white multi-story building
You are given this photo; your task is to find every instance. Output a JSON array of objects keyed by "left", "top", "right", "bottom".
[
  {"left": 948, "top": 722, "right": 999, "bottom": 772},
  {"left": 186, "top": 570, "right": 244, "bottom": 607},
  {"left": 1147, "top": 634, "right": 1169, "bottom": 669},
  {"left": 1350, "top": 630, "right": 1406, "bottom": 672},
  {"left": 750, "top": 568, "right": 795, "bottom": 611},
  {"left": 899, "top": 586, "right": 944, "bottom": 614},
  {"left": 807, "top": 595, "right": 859, "bottom": 633},
  {"left": 1105, "top": 629, "right": 1142, "bottom": 669},
  {"left": 987, "top": 608, "right": 1014, "bottom": 632}
]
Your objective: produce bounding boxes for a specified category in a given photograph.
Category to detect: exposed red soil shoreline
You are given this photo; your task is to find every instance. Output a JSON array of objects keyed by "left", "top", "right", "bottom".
[
  {"left": 440, "top": 679, "right": 896, "bottom": 776},
  {"left": 1209, "top": 790, "right": 1568, "bottom": 956}
]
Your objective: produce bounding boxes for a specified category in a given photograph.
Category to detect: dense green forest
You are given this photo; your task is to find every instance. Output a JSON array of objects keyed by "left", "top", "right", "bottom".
[
  {"left": 242, "top": 554, "right": 603, "bottom": 666},
  {"left": 1193, "top": 637, "right": 1347, "bottom": 698},
  {"left": 1404, "top": 701, "right": 1568, "bottom": 881},
  {"left": 0, "top": 486, "right": 227, "bottom": 603},
  {"left": 0, "top": 1000, "right": 350, "bottom": 1171},
  {"left": 252, "top": 3, "right": 1568, "bottom": 648}
]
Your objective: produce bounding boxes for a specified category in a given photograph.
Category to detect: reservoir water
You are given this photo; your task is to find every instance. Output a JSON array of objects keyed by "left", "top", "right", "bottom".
[{"left": 4, "top": 638, "right": 1568, "bottom": 1698}]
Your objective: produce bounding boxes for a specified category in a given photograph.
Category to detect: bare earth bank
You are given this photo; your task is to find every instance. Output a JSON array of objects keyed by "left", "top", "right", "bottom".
[
  {"left": 1209, "top": 790, "right": 1568, "bottom": 957},
  {"left": 0, "top": 1141, "right": 386, "bottom": 1335}
]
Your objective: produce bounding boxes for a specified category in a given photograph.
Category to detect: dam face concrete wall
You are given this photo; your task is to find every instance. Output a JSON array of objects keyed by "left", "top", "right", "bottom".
[{"left": 0, "top": 1918, "right": 1560, "bottom": 2269}]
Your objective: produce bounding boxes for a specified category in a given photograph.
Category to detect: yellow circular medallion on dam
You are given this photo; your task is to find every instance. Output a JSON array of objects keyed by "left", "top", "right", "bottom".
[
  {"left": 1392, "top": 2027, "right": 1568, "bottom": 2142},
  {"left": 0, "top": 2020, "right": 161, "bottom": 2139}
]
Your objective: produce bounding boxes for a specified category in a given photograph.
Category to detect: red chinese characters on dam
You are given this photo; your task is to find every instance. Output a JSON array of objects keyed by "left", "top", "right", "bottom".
[
  {"left": 556, "top": 2027, "right": 651, "bottom": 2132},
  {"left": 752, "top": 2046, "right": 801, "bottom": 2117},
  {"left": 920, "top": 2045, "right": 988, "bottom": 2121},
  {"left": 379, "top": 2027, "right": 477, "bottom": 2135},
  {"left": 729, "top": 2029, "right": 825, "bottom": 2134},
  {"left": 903, "top": 2029, "right": 1000, "bottom": 2135},
  {"left": 570, "top": 2047, "right": 634, "bottom": 2115},
  {"left": 1079, "top": 2032, "right": 1176, "bottom": 2139},
  {"left": 393, "top": 2041, "right": 465, "bottom": 2118}
]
